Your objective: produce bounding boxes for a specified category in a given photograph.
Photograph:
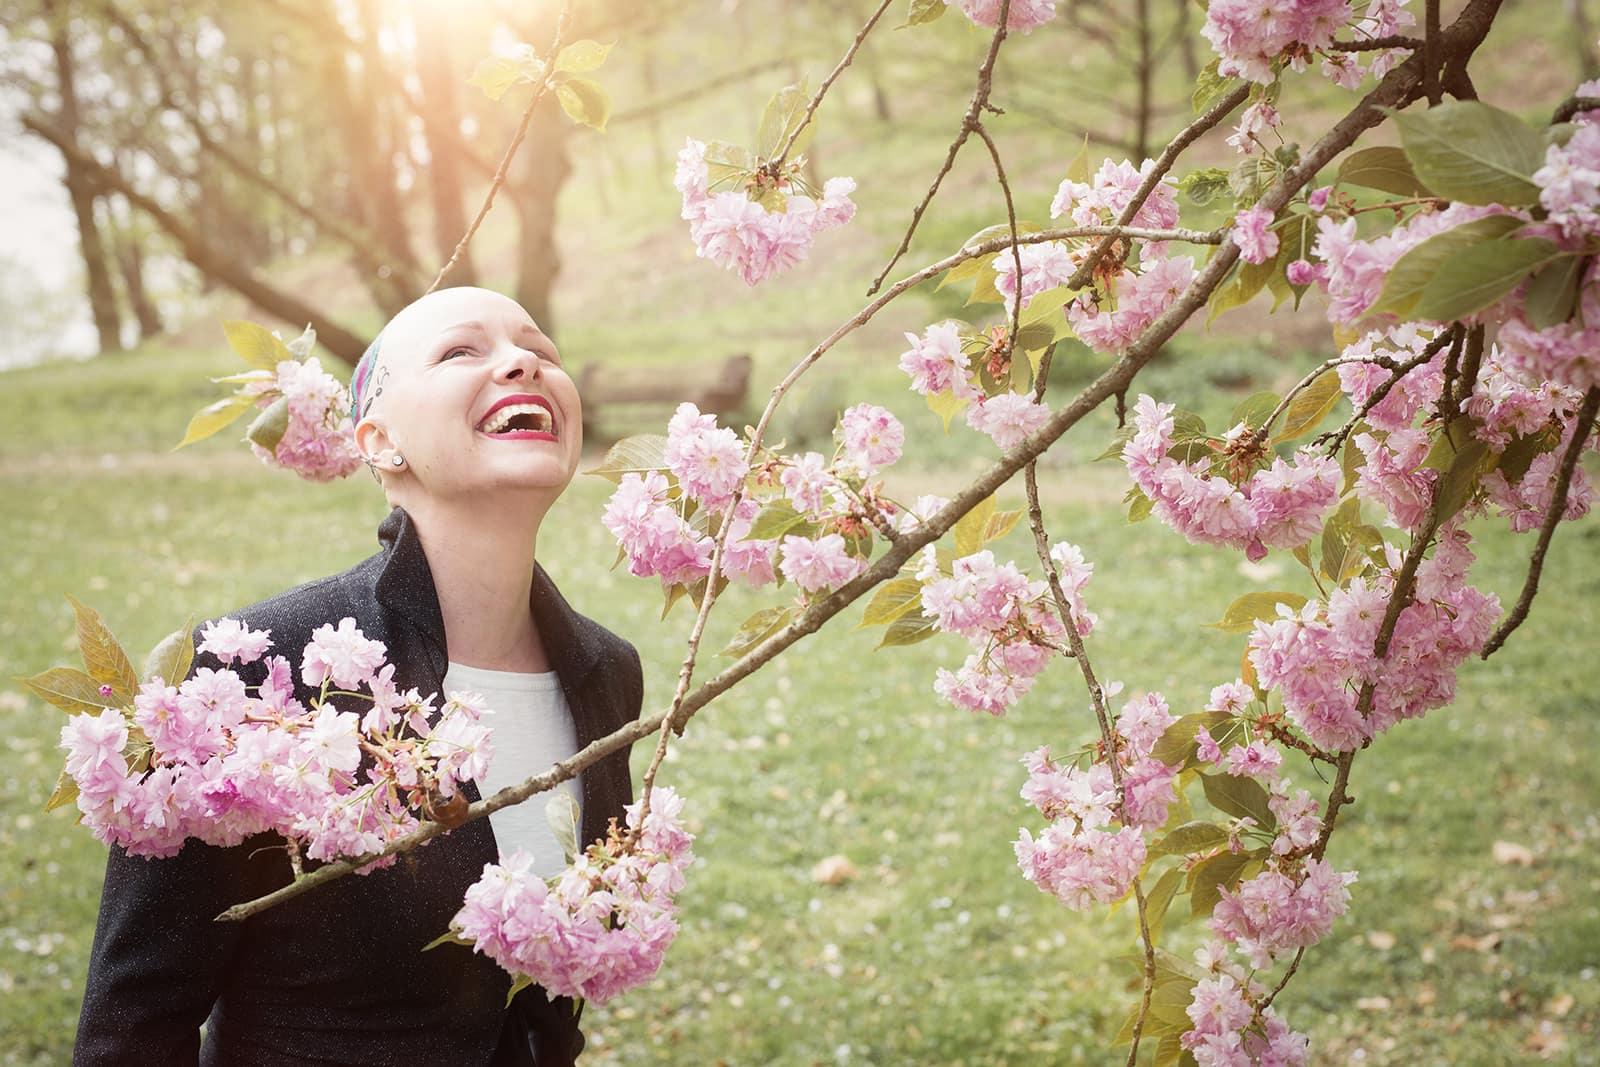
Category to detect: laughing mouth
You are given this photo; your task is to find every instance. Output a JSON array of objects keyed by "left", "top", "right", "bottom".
[{"left": 477, "top": 397, "right": 557, "bottom": 438}]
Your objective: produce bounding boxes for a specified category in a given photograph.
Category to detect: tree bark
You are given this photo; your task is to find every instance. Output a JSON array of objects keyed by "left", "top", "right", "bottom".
[
  {"left": 24, "top": 114, "right": 371, "bottom": 366},
  {"left": 108, "top": 195, "right": 164, "bottom": 343},
  {"left": 45, "top": 2, "right": 123, "bottom": 353}
]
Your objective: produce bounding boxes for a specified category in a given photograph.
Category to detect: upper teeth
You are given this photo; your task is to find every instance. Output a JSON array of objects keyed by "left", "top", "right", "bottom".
[{"left": 480, "top": 403, "right": 553, "bottom": 434}]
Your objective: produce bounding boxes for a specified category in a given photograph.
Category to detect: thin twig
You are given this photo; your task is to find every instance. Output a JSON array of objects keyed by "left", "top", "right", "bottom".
[
  {"left": 1330, "top": 35, "right": 1424, "bottom": 52},
  {"left": 771, "top": 0, "right": 897, "bottom": 167},
  {"left": 428, "top": 3, "right": 574, "bottom": 294},
  {"left": 1480, "top": 387, "right": 1600, "bottom": 658},
  {"left": 867, "top": 7, "right": 1013, "bottom": 294},
  {"left": 1259, "top": 945, "right": 1308, "bottom": 1010},
  {"left": 1063, "top": 83, "right": 1252, "bottom": 294},
  {"left": 1314, "top": 329, "right": 1458, "bottom": 454}
]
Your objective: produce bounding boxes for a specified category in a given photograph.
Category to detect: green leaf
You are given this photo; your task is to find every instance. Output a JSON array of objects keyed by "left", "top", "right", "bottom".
[
  {"left": 721, "top": 606, "right": 793, "bottom": 657},
  {"left": 1266, "top": 213, "right": 1312, "bottom": 311},
  {"left": 985, "top": 508, "right": 1023, "bottom": 546},
  {"left": 1153, "top": 1033, "right": 1185, "bottom": 1067},
  {"left": 747, "top": 500, "right": 816, "bottom": 542},
  {"left": 283, "top": 324, "right": 316, "bottom": 361},
  {"left": 1199, "top": 773, "right": 1275, "bottom": 830},
  {"left": 1522, "top": 254, "right": 1585, "bottom": 329},
  {"left": 952, "top": 495, "right": 998, "bottom": 557},
  {"left": 143, "top": 620, "right": 195, "bottom": 687},
  {"left": 1150, "top": 711, "right": 1241, "bottom": 767},
  {"left": 1230, "top": 391, "right": 1279, "bottom": 432},
  {"left": 222, "top": 319, "right": 293, "bottom": 372},
  {"left": 858, "top": 578, "right": 923, "bottom": 628},
  {"left": 556, "top": 76, "right": 609, "bottom": 132},
  {"left": 1370, "top": 214, "right": 1525, "bottom": 319},
  {"left": 1191, "top": 58, "right": 1233, "bottom": 114},
  {"left": 545, "top": 792, "right": 582, "bottom": 864},
  {"left": 422, "top": 927, "right": 477, "bottom": 952},
  {"left": 1013, "top": 321, "right": 1055, "bottom": 353},
  {"left": 468, "top": 54, "right": 545, "bottom": 102},
  {"left": 67, "top": 596, "right": 138, "bottom": 704},
  {"left": 926, "top": 389, "right": 969, "bottom": 432},
  {"left": 1430, "top": 429, "right": 1492, "bottom": 524},
  {"left": 1205, "top": 591, "right": 1308, "bottom": 634},
  {"left": 1227, "top": 155, "right": 1277, "bottom": 204},
  {"left": 1394, "top": 100, "right": 1545, "bottom": 206},
  {"left": 1277, "top": 368, "right": 1343, "bottom": 442},
  {"left": 1142, "top": 866, "right": 1185, "bottom": 944},
  {"left": 17, "top": 666, "right": 108, "bottom": 714},
  {"left": 505, "top": 972, "right": 535, "bottom": 1007},
  {"left": 1335, "top": 145, "right": 1433, "bottom": 198},
  {"left": 901, "top": 0, "right": 947, "bottom": 25},
  {"left": 175, "top": 394, "right": 256, "bottom": 450},
  {"left": 584, "top": 434, "right": 669, "bottom": 483},
  {"left": 1412, "top": 236, "right": 1560, "bottom": 322},
  {"left": 554, "top": 39, "right": 612, "bottom": 74},
  {"left": 758, "top": 81, "right": 813, "bottom": 159},
  {"left": 875, "top": 609, "right": 936, "bottom": 649},
  {"left": 1496, "top": 429, "right": 1558, "bottom": 485},
  {"left": 1188, "top": 849, "right": 1264, "bottom": 919},
  {"left": 43, "top": 767, "right": 78, "bottom": 814},
  {"left": 1177, "top": 167, "right": 1231, "bottom": 207},
  {"left": 1151, "top": 821, "right": 1230, "bottom": 858},
  {"left": 1127, "top": 488, "right": 1154, "bottom": 524},
  {"left": 1095, "top": 424, "right": 1136, "bottom": 463},
  {"left": 703, "top": 141, "right": 756, "bottom": 187},
  {"left": 245, "top": 395, "right": 290, "bottom": 453}
]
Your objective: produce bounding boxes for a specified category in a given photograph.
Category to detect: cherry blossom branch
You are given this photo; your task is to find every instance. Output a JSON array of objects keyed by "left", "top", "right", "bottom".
[
  {"left": 428, "top": 2, "right": 574, "bottom": 294},
  {"left": 1313, "top": 328, "right": 1459, "bottom": 454},
  {"left": 1553, "top": 95, "right": 1600, "bottom": 124},
  {"left": 218, "top": 6, "right": 1462, "bottom": 923},
  {"left": 868, "top": 1, "right": 1014, "bottom": 294},
  {"left": 1330, "top": 35, "right": 1423, "bottom": 52},
  {"left": 1480, "top": 386, "right": 1600, "bottom": 658},
  {"left": 1062, "top": 82, "right": 1252, "bottom": 294},
  {"left": 771, "top": 0, "right": 897, "bottom": 168}
]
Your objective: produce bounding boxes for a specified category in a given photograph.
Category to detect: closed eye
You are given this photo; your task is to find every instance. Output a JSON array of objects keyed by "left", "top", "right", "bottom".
[{"left": 439, "top": 346, "right": 477, "bottom": 363}]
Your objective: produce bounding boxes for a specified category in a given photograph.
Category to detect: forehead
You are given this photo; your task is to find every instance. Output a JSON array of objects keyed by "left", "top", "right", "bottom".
[{"left": 381, "top": 288, "right": 547, "bottom": 371}]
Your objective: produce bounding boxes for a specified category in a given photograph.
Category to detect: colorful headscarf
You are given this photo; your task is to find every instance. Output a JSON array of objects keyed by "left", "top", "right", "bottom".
[{"left": 349, "top": 330, "right": 385, "bottom": 424}]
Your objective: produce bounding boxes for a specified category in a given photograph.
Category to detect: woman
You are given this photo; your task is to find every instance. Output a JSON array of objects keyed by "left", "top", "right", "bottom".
[{"left": 74, "top": 287, "right": 643, "bottom": 1066}]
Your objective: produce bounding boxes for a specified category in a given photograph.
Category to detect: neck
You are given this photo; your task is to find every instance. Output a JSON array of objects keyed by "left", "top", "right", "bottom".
[{"left": 402, "top": 493, "right": 553, "bottom": 672}]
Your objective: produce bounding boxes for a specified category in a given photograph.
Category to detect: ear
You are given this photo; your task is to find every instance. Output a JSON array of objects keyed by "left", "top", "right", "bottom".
[{"left": 354, "top": 417, "right": 396, "bottom": 465}]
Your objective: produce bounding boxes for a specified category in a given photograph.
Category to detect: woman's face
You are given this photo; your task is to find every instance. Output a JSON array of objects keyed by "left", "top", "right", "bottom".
[{"left": 356, "top": 287, "right": 583, "bottom": 506}]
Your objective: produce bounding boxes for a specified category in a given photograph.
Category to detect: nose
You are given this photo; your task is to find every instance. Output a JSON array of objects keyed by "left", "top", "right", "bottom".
[{"left": 493, "top": 341, "right": 541, "bottom": 384}]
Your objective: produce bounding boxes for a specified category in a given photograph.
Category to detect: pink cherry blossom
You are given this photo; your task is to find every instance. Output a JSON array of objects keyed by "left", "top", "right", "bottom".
[
  {"left": 1232, "top": 207, "right": 1280, "bottom": 264},
  {"left": 778, "top": 533, "right": 864, "bottom": 594},
  {"left": 837, "top": 403, "right": 905, "bottom": 472}
]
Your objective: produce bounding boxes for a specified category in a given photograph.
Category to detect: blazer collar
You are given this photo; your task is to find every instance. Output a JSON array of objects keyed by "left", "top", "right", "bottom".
[{"left": 372, "top": 507, "right": 603, "bottom": 685}]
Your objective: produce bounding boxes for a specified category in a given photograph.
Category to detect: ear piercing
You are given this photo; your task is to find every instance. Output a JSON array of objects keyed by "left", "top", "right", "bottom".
[{"left": 391, "top": 454, "right": 405, "bottom": 467}]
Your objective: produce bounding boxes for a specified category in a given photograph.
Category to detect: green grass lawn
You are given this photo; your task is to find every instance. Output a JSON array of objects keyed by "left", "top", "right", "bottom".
[{"left": 2, "top": 334, "right": 1597, "bottom": 1066}]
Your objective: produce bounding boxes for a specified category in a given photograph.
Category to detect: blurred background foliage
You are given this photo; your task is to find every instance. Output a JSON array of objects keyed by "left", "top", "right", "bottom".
[{"left": 3, "top": 1, "right": 1600, "bottom": 1064}]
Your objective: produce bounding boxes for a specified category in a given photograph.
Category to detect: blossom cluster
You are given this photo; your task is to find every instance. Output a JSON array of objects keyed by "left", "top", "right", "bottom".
[
  {"left": 950, "top": 0, "right": 1058, "bottom": 33},
  {"left": 602, "top": 402, "right": 908, "bottom": 601},
  {"left": 917, "top": 544, "right": 1084, "bottom": 715},
  {"left": 59, "top": 617, "right": 491, "bottom": 865},
  {"left": 898, "top": 321, "right": 1053, "bottom": 449},
  {"left": 245, "top": 356, "right": 364, "bottom": 482},
  {"left": 1248, "top": 531, "right": 1500, "bottom": 750},
  {"left": 1122, "top": 395, "right": 1340, "bottom": 561},
  {"left": 1013, "top": 688, "right": 1181, "bottom": 909},
  {"left": 1203, "top": 0, "right": 1414, "bottom": 87},
  {"left": 675, "top": 138, "right": 856, "bottom": 286},
  {"left": 450, "top": 787, "right": 694, "bottom": 1004}
]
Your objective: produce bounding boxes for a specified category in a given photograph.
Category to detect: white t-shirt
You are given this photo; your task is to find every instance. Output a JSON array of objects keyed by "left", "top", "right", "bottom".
[{"left": 442, "top": 661, "right": 581, "bottom": 879}]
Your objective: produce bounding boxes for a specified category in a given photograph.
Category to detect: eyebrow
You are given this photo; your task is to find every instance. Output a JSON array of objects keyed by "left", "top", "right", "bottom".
[{"left": 438, "top": 320, "right": 556, "bottom": 350}]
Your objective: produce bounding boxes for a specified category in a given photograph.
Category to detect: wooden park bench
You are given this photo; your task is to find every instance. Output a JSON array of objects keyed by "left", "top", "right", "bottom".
[{"left": 577, "top": 353, "right": 753, "bottom": 440}]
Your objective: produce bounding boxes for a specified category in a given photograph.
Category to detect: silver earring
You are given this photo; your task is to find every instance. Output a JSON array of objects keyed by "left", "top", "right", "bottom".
[{"left": 391, "top": 454, "right": 405, "bottom": 467}]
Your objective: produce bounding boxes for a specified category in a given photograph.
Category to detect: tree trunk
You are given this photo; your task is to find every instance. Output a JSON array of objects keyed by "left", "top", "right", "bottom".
[
  {"left": 411, "top": 0, "right": 477, "bottom": 286},
  {"left": 24, "top": 114, "right": 372, "bottom": 366},
  {"left": 45, "top": 2, "right": 123, "bottom": 353},
  {"left": 512, "top": 98, "right": 571, "bottom": 335},
  {"left": 109, "top": 196, "right": 164, "bottom": 343}
]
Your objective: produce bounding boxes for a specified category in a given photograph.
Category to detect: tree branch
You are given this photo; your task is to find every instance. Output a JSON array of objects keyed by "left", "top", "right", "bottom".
[{"left": 1480, "top": 387, "right": 1600, "bottom": 658}]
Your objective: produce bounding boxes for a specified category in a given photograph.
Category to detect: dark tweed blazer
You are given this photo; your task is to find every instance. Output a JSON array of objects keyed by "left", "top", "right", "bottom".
[{"left": 73, "top": 507, "right": 641, "bottom": 1066}]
